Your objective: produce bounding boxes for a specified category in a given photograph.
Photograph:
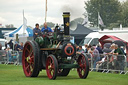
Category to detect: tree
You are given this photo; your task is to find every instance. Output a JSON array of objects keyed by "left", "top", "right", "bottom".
[
  {"left": 5, "top": 24, "right": 15, "bottom": 28},
  {"left": 85, "top": 0, "right": 122, "bottom": 28},
  {"left": 121, "top": 0, "right": 128, "bottom": 27},
  {"left": 40, "top": 22, "right": 55, "bottom": 28}
]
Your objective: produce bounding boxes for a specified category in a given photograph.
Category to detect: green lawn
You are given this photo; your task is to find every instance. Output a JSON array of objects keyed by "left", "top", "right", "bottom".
[{"left": 0, "top": 64, "right": 128, "bottom": 85}]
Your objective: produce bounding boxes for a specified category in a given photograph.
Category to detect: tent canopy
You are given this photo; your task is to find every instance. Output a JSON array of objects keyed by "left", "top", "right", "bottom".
[
  {"left": 71, "top": 24, "right": 93, "bottom": 35},
  {"left": 99, "top": 35, "right": 127, "bottom": 47},
  {"left": 70, "top": 24, "right": 94, "bottom": 45},
  {"left": 4, "top": 25, "right": 33, "bottom": 37}
]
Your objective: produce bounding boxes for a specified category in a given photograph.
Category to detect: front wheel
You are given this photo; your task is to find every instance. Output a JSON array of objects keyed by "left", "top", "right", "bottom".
[
  {"left": 46, "top": 55, "right": 58, "bottom": 80},
  {"left": 77, "top": 53, "right": 89, "bottom": 79}
]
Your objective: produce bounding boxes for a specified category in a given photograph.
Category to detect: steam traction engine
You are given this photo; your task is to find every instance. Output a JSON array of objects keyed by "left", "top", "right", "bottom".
[{"left": 22, "top": 12, "right": 89, "bottom": 80}]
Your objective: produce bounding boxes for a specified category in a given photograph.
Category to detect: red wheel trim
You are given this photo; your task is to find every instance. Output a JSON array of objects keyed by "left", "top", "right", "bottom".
[
  {"left": 77, "top": 55, "right": 86, "bottom": 78},
  {"left": 46, "top": 56, "right": 55, "bottom": 79},
  {"left": 22, "top": 42, "right": 34, "bottom": 77},
  {"left": 64, "top": 45, "right": 74, "bottom": 56}
]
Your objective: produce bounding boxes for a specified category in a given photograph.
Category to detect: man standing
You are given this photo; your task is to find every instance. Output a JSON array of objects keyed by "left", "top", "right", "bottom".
[
  {"left": 90, "top": 47, "right": 100, "bottom": 70},
  {"left": 14, "top": 41, "right": 20, "bottom": 51},
  {"left": 113, "top": 44, "right": 125, "bottom": 71},
  {"left": 18, "top": 42, "right": 24, "bottom": 51},
  {"left": 33, "top": 23, "right": 42, "bottom": 40},
  {"left": 41, "top": 22, "right": 53, "bottom": 33}
]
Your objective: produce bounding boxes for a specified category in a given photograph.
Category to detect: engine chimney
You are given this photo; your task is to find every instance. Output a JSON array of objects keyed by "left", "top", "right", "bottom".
[{"left": 63, "top": 12, "right": 70, "bottom": 35}]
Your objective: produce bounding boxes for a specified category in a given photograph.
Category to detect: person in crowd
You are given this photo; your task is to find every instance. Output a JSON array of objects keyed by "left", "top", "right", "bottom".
[
  {"left": 120, "top": 46, "right": 126, "bottom": 55},
  {"left": 75, "top": 44, "right": 79, "bottom": 51},
  {"left": 8, "top": 39, "right": 13, "bottom": 49},
  {"left": 84, "top": 44, "right": 88, "bottom": 53},
  {"left": 18, "top": 42, "right": 24, "bottom": 51},
  {"left": 90, "top": 46, "right": 100, "bottom": 70},
  {"left": 92, "top": 44, "right": 96, "bottom": 49},
  {"left": 33, "top": 23, "right": 42, "bottom": 40},
  {"left": 4, "top": 42, "right": 7, "bottom": 50},
  {"left": 96, "top": 44, "right": 103, "bottom": 54},
  {"left": 6, "top": 45, "right": 12, "bottom": 62},
  {"left": 96, "top": 44, "right": 103, "bottom": 60},
  {"left": 41, "top": 22, "right": 53, "bottom": 33},
  {"left": 14, "top": 41, "right": 20, "bottom": 51},
  {"left": 54, "top": 24, "right": 61, "bottom": 33},
  {"left": 76, "top": 46, "right": 84, "bottom": 54},
  {"left": 106, "top": 44, "right": 117, "bottom": 69},
  {"left": 0, "top": 44, "right": 6, "bottom": 61},
  {"left": 87, "top": 45, "right": 92, "bottom": 54},
  {"left": 113, "top": 44, "right": 125, "bottom": 71},
  {"left": 86, "top": 45, "right": 92, "bottom": 68}
]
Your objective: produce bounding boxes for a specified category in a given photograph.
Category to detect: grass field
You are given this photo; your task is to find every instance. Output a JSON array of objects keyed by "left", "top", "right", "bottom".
[{"left": 0, "top": 64, "right": 128, "bottom": 85}]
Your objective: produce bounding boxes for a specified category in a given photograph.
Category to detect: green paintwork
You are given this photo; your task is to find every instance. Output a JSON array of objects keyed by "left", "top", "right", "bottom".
[
  {"left": 59, "top": 64, "right": 79, "bottom": 69},
  {"left": 35, "top": 33, "right": 58, "bottom": 48},
  {"left": 35, "top": 37, "right": 44, "bottom": 46}
]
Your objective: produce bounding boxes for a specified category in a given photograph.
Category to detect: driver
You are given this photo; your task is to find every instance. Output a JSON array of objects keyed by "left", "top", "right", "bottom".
[
  {"left": 41, "top": 22, "right": 53, "bottom": 33},
  {"left": 33, "top": 23, "right": 42, "bottom": 40}
]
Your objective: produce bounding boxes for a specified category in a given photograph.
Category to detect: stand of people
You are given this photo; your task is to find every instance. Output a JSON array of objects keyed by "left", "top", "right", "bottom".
[{"left": 76, "top": 43, "right": 126, "bottom": 73}]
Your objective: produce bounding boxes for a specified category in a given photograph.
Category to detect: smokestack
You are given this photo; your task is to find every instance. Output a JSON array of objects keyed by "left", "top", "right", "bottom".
[{"left": 63, "top": 12, "right": 70, "bottom": 35}]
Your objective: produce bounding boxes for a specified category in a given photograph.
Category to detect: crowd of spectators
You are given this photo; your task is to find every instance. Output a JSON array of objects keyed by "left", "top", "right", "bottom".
[
  {"left": 0, "top": 39, "right": 24, "bottom": 63},
  {"left": 76, "top": 43, "right": 126, "bottom": 72}
]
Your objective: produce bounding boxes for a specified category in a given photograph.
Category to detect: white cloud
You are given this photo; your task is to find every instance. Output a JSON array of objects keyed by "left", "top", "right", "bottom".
[
  {"left": 0, "top": 17, "right": 6, "bottom": 23},
  {"left": 0, "top": 0, "right": 126, "bottom": 28}
]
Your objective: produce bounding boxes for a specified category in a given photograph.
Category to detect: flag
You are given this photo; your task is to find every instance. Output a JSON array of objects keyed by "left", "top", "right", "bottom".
[
  {"left": 82, "top": 15, "right": 88, "bottom": 26},
  {"left": 23, "top": 17, "right": 27, "bottom": 29},
  {"left": 98, "top": 13, "right": 104, "bottom": 26},
  {"left": 23, "top": 10, "right": 27, "bottom": 34}
]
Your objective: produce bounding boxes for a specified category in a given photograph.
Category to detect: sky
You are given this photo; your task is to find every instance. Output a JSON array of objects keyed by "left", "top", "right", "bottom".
[{"left": 0, "top": 0, "right": 126, "bottom": 28}]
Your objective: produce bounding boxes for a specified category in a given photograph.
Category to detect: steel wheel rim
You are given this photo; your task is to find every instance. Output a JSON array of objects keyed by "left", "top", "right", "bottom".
[
  {"left": 22, "top": 42, "right": 34, "bottom": 77},
  {"left": 46, "top": 56, "right": 55, "bottom": 79},
  {"left": 77, "top": 55, "right": 86, "bottom": 78}
]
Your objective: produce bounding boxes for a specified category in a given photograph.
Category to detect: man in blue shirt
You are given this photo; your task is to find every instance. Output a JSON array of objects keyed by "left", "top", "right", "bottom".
[
  {"left": 33, "top": 23, "right": 42, "bottom": 40},
  {"left": 18, "top": 42, "right": 24, "bottom": 51},
  {"left": 14, "top": 41, "right": 20, "bottom": 51},
  {"left": 41, "top": 22, "right": 53, "bottom": 33}
]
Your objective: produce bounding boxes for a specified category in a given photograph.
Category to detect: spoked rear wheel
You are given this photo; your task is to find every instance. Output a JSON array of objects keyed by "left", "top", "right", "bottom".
[
  {"left": 77, "top": 53, "right": 89, "bottom": 79},
  {"left": 22, "top": 41, "right": 39, "bottom": 77},
  {"left": 46, "top": 55, "right": 58, "bottom": 80}
]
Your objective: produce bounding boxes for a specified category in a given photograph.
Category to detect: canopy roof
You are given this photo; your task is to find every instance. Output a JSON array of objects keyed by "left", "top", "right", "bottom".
[
  {"left": 71, "top": 24, "right": 93, "bottom": 35},
  {"left": 4, "top": 25, "right": 33, "bottom": 37},
  {"left": 99, "top": 35, "right": 127, "bottom": 47},
  {"left": 70, "top": 24, "right": 93, "bottom": 39}
]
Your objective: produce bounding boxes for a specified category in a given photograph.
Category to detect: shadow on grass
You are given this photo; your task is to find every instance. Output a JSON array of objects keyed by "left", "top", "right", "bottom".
[{"left": 37, "top": 75, "right": 84, "bottom": 80}]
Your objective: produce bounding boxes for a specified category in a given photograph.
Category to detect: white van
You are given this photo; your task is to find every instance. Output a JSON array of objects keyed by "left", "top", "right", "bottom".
[
  {"left": 80, "top": 30, "right": 128, "bottom": 49},
  {"left": 0, "top": 39, "right": 7, "bottom": 50}
]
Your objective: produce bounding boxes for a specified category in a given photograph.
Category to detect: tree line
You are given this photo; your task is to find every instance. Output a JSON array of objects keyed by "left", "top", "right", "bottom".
[{"left": 85, "top": 0, "right": 128, "bottom": 29}]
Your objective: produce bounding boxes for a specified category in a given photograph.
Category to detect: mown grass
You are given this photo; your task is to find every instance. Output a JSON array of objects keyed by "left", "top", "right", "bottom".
[{"left": 0, "top": 64, "right": 128, "bottom": 85}]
